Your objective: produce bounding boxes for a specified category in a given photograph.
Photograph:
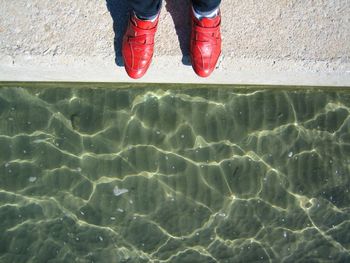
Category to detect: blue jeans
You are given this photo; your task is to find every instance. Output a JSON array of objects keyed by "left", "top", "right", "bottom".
[{"left": 130, "top": 0, "right": 221, "bottom": 18}]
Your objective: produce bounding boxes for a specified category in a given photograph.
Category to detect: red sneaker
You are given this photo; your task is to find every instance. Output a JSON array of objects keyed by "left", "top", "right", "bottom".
[
  {"left": 122, "top": 14, "right": 159, "bottom": 79},
  {"left": 190, "top": 11, "right": 222, "bottom": 77}
]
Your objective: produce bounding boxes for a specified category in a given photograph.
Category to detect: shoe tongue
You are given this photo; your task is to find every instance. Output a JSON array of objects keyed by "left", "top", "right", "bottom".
[
  {"left": 132, "top": 16, "right": 157, "bottom": 30},
  {"left": 196, "top": 15, "right": 220, "bottom": 28}
]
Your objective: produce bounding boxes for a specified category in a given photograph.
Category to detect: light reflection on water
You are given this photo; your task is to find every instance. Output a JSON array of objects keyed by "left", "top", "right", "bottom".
[{"left": 0, "top": 84, "right": 350, "bottom": 262}]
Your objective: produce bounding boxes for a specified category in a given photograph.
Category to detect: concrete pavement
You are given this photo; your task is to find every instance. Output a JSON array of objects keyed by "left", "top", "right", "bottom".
[{"left": 0, "top": 0, "right": 349, "bottom": 86}]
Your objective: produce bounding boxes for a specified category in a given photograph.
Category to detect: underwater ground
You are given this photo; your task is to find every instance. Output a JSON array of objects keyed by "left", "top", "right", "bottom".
[{"left": 0, "top": 84, "right": 350, "bottom": 262}]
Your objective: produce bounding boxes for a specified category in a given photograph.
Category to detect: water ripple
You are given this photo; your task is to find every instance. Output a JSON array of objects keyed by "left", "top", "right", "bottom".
[{"left": 0, "top": 85, "right": 349, "bottom": 262}]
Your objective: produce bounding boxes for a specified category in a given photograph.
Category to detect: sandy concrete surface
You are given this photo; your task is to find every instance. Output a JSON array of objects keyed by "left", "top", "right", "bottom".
[{"left": 0, "top": 0, "right": 349, "bottom": 85}]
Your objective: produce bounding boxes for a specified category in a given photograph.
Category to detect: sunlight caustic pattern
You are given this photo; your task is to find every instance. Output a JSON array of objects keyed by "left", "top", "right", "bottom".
[{"left": 0, "top": 85, "right": 350, "bottom": 262}]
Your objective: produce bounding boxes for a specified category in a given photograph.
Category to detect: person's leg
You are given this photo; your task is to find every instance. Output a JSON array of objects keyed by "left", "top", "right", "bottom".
[
  {"left": 122, "top": 0, "right": 162, "bottom": 79},
  {"left": 190, "top": 0, "right": 222, "bottom": 77},
  {"left": 130, "top": 0, "right": 162, "bottom": 19},
  {"left": 192, "top": 0, "right": 221, "bottom": 15}
]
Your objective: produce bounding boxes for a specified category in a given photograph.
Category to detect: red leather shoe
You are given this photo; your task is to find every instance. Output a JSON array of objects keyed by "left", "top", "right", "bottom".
[
  {"left": 122, "top": 14, "right": 159, "bottom": 79},
  {"left": 190, "top": 11, "right": 222, "bottom": 77}
]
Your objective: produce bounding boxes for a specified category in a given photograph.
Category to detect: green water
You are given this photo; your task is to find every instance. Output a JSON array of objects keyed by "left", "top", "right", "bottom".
[{"left": 0, "top": 83, "right": 350, "bottom": 263}]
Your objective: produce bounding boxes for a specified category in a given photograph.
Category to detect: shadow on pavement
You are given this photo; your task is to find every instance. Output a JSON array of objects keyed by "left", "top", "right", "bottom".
[
  {"left": 106, "top": 0, "right": 130, "bottom": 67},
  {"left": 165, "top": 0, "right": 192, "bottom": 65}
]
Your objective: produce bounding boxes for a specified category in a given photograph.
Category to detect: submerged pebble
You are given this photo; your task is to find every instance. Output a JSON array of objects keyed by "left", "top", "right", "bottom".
[
  {"left": 28, "top": 176, "right": 37, "bottom": 182},
  {"left": 113, "top": 186, "right": 129, "bottom": 196}
]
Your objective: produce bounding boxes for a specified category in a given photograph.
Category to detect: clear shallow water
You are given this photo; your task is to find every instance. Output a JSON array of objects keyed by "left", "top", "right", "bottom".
[{"left": 0, "top": 84, "right": 350, "bottom": 263}]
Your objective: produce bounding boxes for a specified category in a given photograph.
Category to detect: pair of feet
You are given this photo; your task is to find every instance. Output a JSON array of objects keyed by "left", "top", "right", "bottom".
[{"left": 122, "top": 9, "right": 222, "bottom": 79}]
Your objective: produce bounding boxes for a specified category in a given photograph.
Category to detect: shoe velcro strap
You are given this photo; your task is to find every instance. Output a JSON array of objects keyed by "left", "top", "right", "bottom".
[
  {"left": 193, "top": 23, "right": 220, "bottom": 44},
  {"left": 130, "top": 21, "right": 158, "bottom": 35},
  {"left": 128, "top": 36, "right": 155, "bottom": 45},
  {"left": 193, "top": 23, "right": 220, "bottom": 34}
]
